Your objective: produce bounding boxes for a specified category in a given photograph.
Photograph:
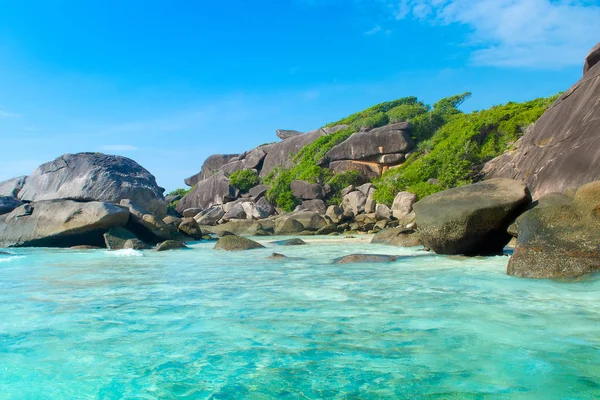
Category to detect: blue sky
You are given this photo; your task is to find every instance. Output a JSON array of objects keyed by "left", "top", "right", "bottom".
[{"left": 0, "top": 0, "right": 598, "bottom": 192}]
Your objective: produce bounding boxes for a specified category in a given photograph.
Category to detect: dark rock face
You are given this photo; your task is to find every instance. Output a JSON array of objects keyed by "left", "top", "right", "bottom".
[
  {"left": 288, "top": 211, "right": 327, "bottom": 231},
  {"left": 154, "top": 240, "right": 188, "bottom": 251},
  {"left": 329, "top": 160, "right": 380, "bottom": 181},
  {"left": 297, "top": 199, "right": 327, "bottom": 215},
  {"left": 0, "top": 176, "right": 27, "bottom": 198},
  {"left": 414, "top": 179, "right": 531, "bottom": 255},
  {"left": 0, "top": 200, "right": 129, "bottom": 248},
  {"left": 259, "top": 129, "right": 327, "bottom": 178},
  {"left": 178, "top": 217, "right": 203, "bottom": 239},
  {"left": 274, "top": 218, "right": 305, "bottom": 235},
  {"left": 120, "top": 199, "right": 171, "bottom": 243},
  {"left": 194, "top": 206, "right": 225, "bottom": 226},
  {"left": 508, "top": 181, "right": 600, "bottom": 279},
  {"left": 104, "top": 227, "right": 139, "bottom": 250},
  {"left": 0, "top": 196, "right": 22, "bottom": 215},
  {"left": 584, "top": 42, "right": 600, "bottom": 75},
  {"left": 484, "top": 46, "right": 600, "bottom": 199},
  {"left": 214, "top": 235, "right": 265, "bottom": 251},
  {"left": 18, "top": 153, "right": 167, "bottom": 217},
  {"left": 290, "top": 180, "right": 324, "bottom": 200},
  {"left": 249, "top": 185, "right": 270, "bottom": 200},
  {"left": 325, "top": 122, "right": 414, "bottom": 162},
  {"left": 371, "top": 228, "right": 422, "bottom": 247},
  {"left": 334, "top": 254, "right": 398, "bottom": 264},
  {"left": 276, "top": 129, "right": 304, "bottom": 140},
  {"left": 176, "top": 171, "right": 238, "bottom": 212},
  {"left": 185, "top": 154, "right": 239, "bottom": 187}
]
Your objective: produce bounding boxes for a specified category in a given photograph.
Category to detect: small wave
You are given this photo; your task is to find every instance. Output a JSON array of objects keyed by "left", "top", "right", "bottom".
[
  {"left": 0, "top": 255, "right": 25, "bottom": 263},
  {"left": 106, "top": 249, "right": 144, "bottom": 257}
]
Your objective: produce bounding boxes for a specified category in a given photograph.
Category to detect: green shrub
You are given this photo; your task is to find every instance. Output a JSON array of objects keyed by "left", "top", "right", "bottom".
[
  {"left": 373, "top": 94, "right": 559, "bottom": 205},
  {"left": 229, "top": 169, "right": 259, "bottom": 193}
]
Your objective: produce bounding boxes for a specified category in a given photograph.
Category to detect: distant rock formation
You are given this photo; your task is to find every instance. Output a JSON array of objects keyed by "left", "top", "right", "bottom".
[
  {"left": 17, "top": 153, "right": 168, "bottom": 217},
  {"left": 483, "top": 42, "right": 600, "bottom": 199},
  {"left": 184, "top": 154, "right": 239, "bottom": 187},
  {"left": 0, "top": 176, "right": 27, "bottom": 198}
]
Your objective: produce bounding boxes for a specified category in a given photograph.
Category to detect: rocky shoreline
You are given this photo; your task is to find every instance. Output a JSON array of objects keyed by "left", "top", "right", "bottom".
[{"left": 1, "top": 42, "right": 600, "bottom": 280}]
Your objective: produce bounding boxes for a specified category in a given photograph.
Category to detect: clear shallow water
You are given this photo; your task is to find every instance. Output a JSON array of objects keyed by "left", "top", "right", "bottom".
[{"left": 1, "top": 237, "right": 599, "bottom": 399}]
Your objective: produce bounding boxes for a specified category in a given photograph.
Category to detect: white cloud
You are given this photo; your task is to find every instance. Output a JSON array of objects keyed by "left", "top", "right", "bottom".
[
  {"left": 99, "top": 145, "right": 139, "bottom": 152},
  {"left": 365, "top": 25, "right": 382, "bottom": 35},
  {"left": 394, "top": 0, "right": 600, "bottom": 68},
  {"left": 0, "top": 109, "right": 21, "bottom": 118}
]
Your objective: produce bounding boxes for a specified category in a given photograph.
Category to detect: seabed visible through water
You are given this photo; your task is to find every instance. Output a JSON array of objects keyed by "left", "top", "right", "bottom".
[{"left": 1, "top": 236, "right": 599, "bottom": 399}]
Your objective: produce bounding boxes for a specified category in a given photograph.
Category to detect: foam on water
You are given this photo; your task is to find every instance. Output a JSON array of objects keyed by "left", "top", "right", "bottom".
[
  {"left": 0, "top": 237, "right": 599, "bottom": 399},
  {"left": 106, "top": 248, "right": 144, "bottom": 257}
]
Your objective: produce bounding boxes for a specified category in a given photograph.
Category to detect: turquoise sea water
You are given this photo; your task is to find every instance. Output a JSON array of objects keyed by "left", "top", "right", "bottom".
[{"left": 0, "top": 236, "right": 599, "bottom": 399}]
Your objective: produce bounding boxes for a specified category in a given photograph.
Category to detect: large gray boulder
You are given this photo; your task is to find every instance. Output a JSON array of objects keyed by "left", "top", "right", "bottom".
[
  {"left": 329, "top": 160, "right": 381, "bottom": 181},
  {"left": 297, "top": 199, "right": 327, "bottom": 215},
  {"left": 483, "top": 44, "right": 600, "bottom": 199},
  {"left": 185, "top": 154, "right": 239, "bottom": 187},
  {"left": 17, "top": 153, "right": 167, "bottom": 217},
  {"left": 194, "top": 206, "right": 225, "bottom": 226},
  {"left": 392, "top": 192, "right": 417, "bottom": 220},
  {"left": 103, "top": 227, "right": 143, "bottom": 250},
  {"left": 176, "top": 171, "right": 238, "bottom": 212},
  {"left": 290, "top": 180, "right": 324, "bottom": 200},
  {"left": 259, "top": 129, "right": 327, "bottom": 178},
  {"left": 0, "top": 196, "right": 22, "bottom": 215},
  {"left": 0, "top": 200, "right": 129, "bottom": 247},
  {"left": 0, "top": 176, "right": 27, "bottom": 197},
  {"left": 508, "top": 181, "right": 600, "bottom": 279},
  {"left": 413, "top": 179, "right": 531, "bottom": 255},
  {"left": 341, "top": 191, "right": 367, "bottom": 215},
  {"left": 325, "top": 122, "right": 414, "bottom": 162},
  {"left": 289, "top": 211, "right": 327, "bottom": 231}
]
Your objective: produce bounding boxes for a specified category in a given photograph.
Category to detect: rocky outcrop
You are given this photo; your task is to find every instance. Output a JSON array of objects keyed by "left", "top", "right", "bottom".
[
  {"left": 584, "top": 42, "right": 600, "bottom": 75},
  {"left": 259, "top": 129, "right": 327, "bottom": 178},
  {"left": 0, "top": 200, "right": 129, "bottom": 247},
  {"left": 508, "top": 181, "right": 600, "bottom": 279},
  {"left": 276, "top": 129, "right": 303, "bottom": 140},
  {"left": 329, "top": 160, "right": 381, "bottom": 181},
  {"left": 185, "top": 154, "right": 239, "bottom": 186},
  {"left": 176, "top": 171, "right": 238, "bottom": 212},
  {"left": 0, "top": 196, "right": 22, "bottom": 215},
  {"left": 214, "top": 235, "right": 265, "bottom": 251},
  {"left": 120, "top": 199, "right": 171, "bottom": 243},
  {"left": 325, "top": 122, "right": 414, "bottom": 162},
  {"left": 413, "top": 179, "right": 531, "bottom": 255},
  {"left": 0, "top": 176, "right": 27, "bottom": 198},
  {"left": 483, "top": 43, "right": 600, "bottom": 199},
  {"left": 178, "top": 217, "right": 203, "bottom": 239},
  {"left": 17, "top": 153, "right": 167, "bottom": 217}
]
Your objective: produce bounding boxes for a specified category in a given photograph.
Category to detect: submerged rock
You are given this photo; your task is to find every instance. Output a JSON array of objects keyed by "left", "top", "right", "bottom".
[
  {"left": 214, "top": 235, "right": 265, "bottom": 251},
  {"left": 372, "top": 228, "right": 422, "bottom": 247},
  {"left": 334, "top": 254, "right": 399, "bottom": 264},
  {"left": 104, "top": 227, "right": 139, "bottom": 250},
  {"left": 154, "top": 240, "right": 188, "bottom": 252},
  {"left": 272, "top": 238, "right": 307, "bottom": 246}
]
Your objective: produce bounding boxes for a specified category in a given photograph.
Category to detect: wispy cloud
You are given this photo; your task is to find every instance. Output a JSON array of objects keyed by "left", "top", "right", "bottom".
[
  {"left": 0, "top": 109, "right": 21, "bottom": 118},
  {"left": 99, "top": 144, "right": 139, "bottom": 152},
  {"left": 392, "top": 0, "right": 600, "bottom": 68},
  {"left": 365, "top": 25, "right": 382, "bottom": 35}
]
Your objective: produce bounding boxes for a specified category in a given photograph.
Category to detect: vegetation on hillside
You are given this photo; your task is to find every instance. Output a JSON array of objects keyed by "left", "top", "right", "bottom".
[
  {"left": 265, "top": 93, "right": 473, "bottom": 211},
  {"left": 229, "top": 169, "right": 259, "bottom": 193},
  {"left": 372, "top": 95, "right": 559, "bottom": 205}
]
